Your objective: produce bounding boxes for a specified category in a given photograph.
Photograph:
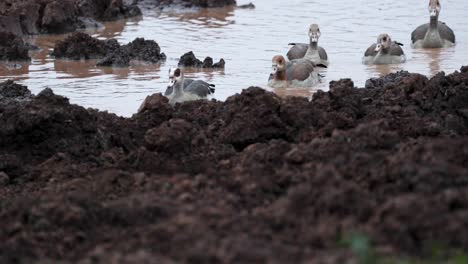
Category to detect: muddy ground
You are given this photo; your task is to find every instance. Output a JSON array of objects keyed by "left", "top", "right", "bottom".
[{"left": 1, "top": 67, "right": 468, "bottom": 263}]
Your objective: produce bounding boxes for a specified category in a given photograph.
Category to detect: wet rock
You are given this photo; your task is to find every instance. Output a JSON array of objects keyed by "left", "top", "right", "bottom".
[
  {"left": 125, "top": 38, "right": 166, "bottom": 63},
  {"left": 0, "top": 31, "right": 30, "bottom": 61},
  {"left": 237, "top": 2, "right": 255, "bottom": 9},
  {"left": 0, "top": 0, "right": 141, "bottom": 35},
  {"left": 178, "top": 51, "right": 225, "bottom": 68},
  {"left": 96, "top": 49, "right": 131, "bottom": 67},
  {"left": 51, "top": 32, "right": 109, "bottom": 59},
  {"left": 53, "top": 33, "right": 165, "bottom": 67}
]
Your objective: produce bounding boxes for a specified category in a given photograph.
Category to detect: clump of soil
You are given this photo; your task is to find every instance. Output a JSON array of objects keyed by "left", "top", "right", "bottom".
[
  {"left": 51, "top": 32, "right": 166, "bottom": 67},
  {"left": 0, "top": 0, "right": 141, "bottom": 35},
  {"left": 1, "top": 67, "right": 468, "bottom": 263},
  {"left": 178, "top": 51, "right": 225, "bottom": 68},
  {"left": 0, "top": 31, "right": 31, "bottom": 61}
]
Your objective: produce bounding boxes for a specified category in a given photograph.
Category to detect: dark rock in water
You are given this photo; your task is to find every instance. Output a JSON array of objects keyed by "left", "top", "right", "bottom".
[
  {"left": 212, "top": 58, "right": 225, "bottom": 68},
  {"left": 1, "top": 68, "right": 468, "bottom": 263},
  {"left": 0, "top": 0, "right": 141, "bottom": 35},
  {"left": 96, "top": 49, "right": 131, "bottom": 67},
  {"left": 237, "top": 2, "right": 255, "bottom": 9},
  {"left": 125, "top": 38, "right": 167, "bottom": 63},
  {"left": 0, "top": 31, "right": 31, "bottom": 61},
  {"left": 178, "top": 51, "right": 203, "bottom": 67},
  {"left": 0, "top": 80, "right": 31, "bottom": 99},
  {"left": 178, "top": 51, "right": 225, "bottom": 68},
  {"left": 51, "top": 32, "right": 109, "bottom": 60},
  {"left": 52, "top": 33, "right": 165, "bottom": 67}
]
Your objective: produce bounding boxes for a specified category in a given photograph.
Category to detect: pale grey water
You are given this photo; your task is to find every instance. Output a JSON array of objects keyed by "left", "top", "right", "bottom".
[{"left": 1, "top": 0, "right": 467, "bottom": 116}]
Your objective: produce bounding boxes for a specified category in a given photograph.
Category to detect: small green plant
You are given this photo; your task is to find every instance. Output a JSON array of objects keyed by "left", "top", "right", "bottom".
[
  {"left": 340, "top": 232, "right": 381, "bottom": 264},
  {"left": 340, "top": 232, "right": 468, "bottom": 264}
]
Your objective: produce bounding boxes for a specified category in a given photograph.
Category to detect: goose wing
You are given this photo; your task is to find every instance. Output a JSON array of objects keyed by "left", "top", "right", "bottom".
[
  {"left": 286, "top": 59, "right": 315, "bottom": 81},
  {"left": 287, "top": 43, "right": 308, "bottom": 60},
  {"left": 185, "top": 80, "right": 215, "bottom": 97},
  {"left": 318, "top": 46, "right": 328, "bottom": 61},
  {"left": 390, "top": 42, "right": 405, "bottom": 56},
  {"left": 411, "top": 23, "right": 429, "bottom": 43},
  {"left": 438, "top": 21, "right": 455, "bottom": 43},
  {"left": 364, "top": 43, "right": 378, "bottom": 57}
]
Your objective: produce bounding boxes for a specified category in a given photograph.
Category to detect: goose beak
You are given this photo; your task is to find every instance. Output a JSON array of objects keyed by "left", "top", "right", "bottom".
[{"left": 429, "top": 9, "right": 437, "bottom": 17}]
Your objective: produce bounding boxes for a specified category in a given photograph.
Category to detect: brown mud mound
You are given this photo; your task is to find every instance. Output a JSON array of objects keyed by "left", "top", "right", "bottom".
[
  {"left": 52, "top": 32, "right": 166, "bottom": 67},
  {"left": 178, "top": 51, "right": 225, "bottom": 68},
  {"left": 1, "top": 67, "right": 468, "bottom": 263},
  {"left": 0, "top": 31, "right": 31, "bottom": 61},
  {"left": 0, "top": 0, "right": 141, "bottom": 35}
]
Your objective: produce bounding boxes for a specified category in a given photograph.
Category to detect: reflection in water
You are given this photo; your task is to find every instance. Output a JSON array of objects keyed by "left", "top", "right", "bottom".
[
  {"left": 0, "top": 62, "right": 30, "bottom": 76},
  {"left": 54, "top": 59, "right": 101, "bottom": 79},
  {"left": 0, "top": 0, "right": 467, "bottom": 116},
  {"left": 421, "top": 48, "right": 444, "bottom": 75},
  {"left": 366, "top": 64, "right": 405, "bottom": 78},
  {"left": 153, "top": 6, "right": 235, "bottom": 28},
  {"left": 272, "top": 87, "right": 315, "bottom": 98},
  {"left": 100, "top": 62, "right": 163, "bottom": 80},
  {"left": 97, "top": 17, "right": 141, "bottom": 39}
]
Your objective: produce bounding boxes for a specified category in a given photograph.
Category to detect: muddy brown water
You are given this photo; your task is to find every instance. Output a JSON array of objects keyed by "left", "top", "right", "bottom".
[{"left": 1, "top": 0, "right": 467, "bottom": 116}]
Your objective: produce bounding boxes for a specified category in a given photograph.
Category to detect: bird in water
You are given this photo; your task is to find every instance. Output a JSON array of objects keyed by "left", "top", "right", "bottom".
[
  {"left": 411, "top": 0, "right": 455, "bottom": 48},
  {"left": 268, "top": 55, "right": 323, "bottom": 88},
  {"left": 164, "top": 68, "right": 215, "bottom": 105},
  {"left": 363, "top": 33, "right": 406, "bottom": 65},
  {"left": 287, "top": 24, "right": 329, "bottom": 67}
]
